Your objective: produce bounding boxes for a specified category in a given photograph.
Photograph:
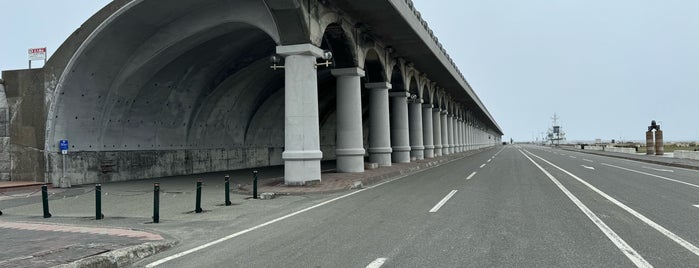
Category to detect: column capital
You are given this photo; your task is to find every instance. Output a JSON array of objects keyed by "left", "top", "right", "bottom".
[
  {"left": 365, "top": 82, "right": 392, "bottom": 90},
  {"left": 389, "top": 91, "right": 411, "bottom": 98},
  {"left": 441, "top": 110, "right": 449, "bottom": 115},
  {"left": 432, "top": 107, "right": 441, "bottom": 112},
  {"left": 332, "top": 67, "right": 365, "bottom": 77},
  {"left": 276, "top": 44, "right": 324, "bottom": 58},
  {"left": 423, "top": 104, "right": 434, "bottom": 109}
]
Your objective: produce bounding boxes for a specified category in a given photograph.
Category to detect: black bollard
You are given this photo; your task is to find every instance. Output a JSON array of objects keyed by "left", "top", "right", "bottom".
[
  {"left": 224, "top": 175, "right": 232, "bottom": 206},
  {"left": 195, "top": 178, "right": 203, "bottom": 213},
  {"left": 153, "top": 183, "right": 160, "bottom": 223},
  {"left": 95, "top": 184, "right": 104, "bottom": 220},
  {"left": 252, "top": 170, "right": 258, "bottom": 199},
  {"left": 42, "top": 185, "right": 51, "bottom": 218}
]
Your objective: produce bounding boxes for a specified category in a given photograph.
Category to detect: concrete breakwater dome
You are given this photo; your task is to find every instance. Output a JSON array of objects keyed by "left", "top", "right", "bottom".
[{"left": 0, "top": 0, "right": 503, "bottom": 186}]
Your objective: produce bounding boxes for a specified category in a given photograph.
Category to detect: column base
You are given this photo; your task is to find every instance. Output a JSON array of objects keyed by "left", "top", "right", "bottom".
[
  {"left": 368, "top": 147, "right": 392, "bottom": 167},
  {"left": 442, "top": 147, "right": 450, "bottom": 155},
  {"left": 424, "top": 148, "right": 435, "bottom": 158},
  {"left": 283, "top": 150, "right": 322, "bottom": 185},
  {"left": 336, "top": 148, "right": 366, "bottom": 173},
  {"left": 392, "top": 146, "right": 411, "bottom": 163},
  {"left": 434, "top": 145, "right": 443, "bottom": 157},
  {"left": 410, "top": 146, "right": 425, "bottom": 160}
]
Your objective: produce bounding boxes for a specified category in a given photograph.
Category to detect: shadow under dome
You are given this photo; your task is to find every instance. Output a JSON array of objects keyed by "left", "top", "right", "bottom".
[{"left": 49, "top": 0, "right": 281, "bottom": 152}]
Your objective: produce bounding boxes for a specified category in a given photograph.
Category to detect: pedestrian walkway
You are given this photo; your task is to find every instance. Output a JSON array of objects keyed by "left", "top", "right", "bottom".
[{"left": 0, "top": 148, "right": 493, "bottom": 267}]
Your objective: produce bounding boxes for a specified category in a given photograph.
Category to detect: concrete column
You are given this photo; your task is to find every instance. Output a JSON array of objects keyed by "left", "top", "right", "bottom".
[
  {"left": 447, "top": 114, "right": 454, "bottom": 154},
  {"left": 441, "top": 111, "right": 449, "bottom": 155},
  {"left": 408, "top": 100, "right": 424, "bottom": 160},
  {"left": 390, "top": 92, "right": 411, "bottom": 163},
  {"left": 432, "top": 108, "right": 443, "bottom": 157},
  {"left": 332, "top": 68, "right": 366, "bottom": 173},
  {"left": 422, "top": 104, "right": 434, "bottom": 158},
  {"left": 277, "top": 44, "right": 324, "bottom": 185},
  {"left": 456, "top": 118, "right": 463, "bottom": 153},
  {"left": 366, "top": 82, "right": 393, "bottom": 166}
]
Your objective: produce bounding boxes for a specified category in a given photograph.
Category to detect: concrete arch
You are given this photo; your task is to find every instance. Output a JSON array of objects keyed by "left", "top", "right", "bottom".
[
  {"left": 319, "top": 23, "right": 358, "bottom": 68},
  {"left": 44, "top": 0, "right": 291, "bottom": 184},
  {"left": 362, "top": 48, "right": 387, "bottom": 83}
]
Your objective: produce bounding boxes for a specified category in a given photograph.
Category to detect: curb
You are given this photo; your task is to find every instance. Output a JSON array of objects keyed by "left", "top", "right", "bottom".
[
  {"left": 54, "top": 240, "right": 177, "bottom": 268},
  {"left": 561, "top": 148, "right": 699, "bottom": 171}
]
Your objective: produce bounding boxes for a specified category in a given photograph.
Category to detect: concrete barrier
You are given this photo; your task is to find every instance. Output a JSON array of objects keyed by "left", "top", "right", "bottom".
[
  {"left": 604, "top": 147, "right": 637, "bottom": 154},
  {"left": 674, "top": 150, "right": 699, "bottom": 160}
]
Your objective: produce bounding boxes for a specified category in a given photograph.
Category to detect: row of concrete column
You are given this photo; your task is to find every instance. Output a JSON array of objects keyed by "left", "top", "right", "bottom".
[{"left": 277, "top": 44, "right": 495, "bottom": 185}]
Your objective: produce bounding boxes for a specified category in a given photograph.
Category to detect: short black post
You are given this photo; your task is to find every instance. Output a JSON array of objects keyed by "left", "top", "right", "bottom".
[
  {"left": 252, "top": 170, "right": 258, "bottom": 199},
  {"left": 95, "top": 184, "right": 104, "bottom": 220},
  {"left": 224, "top": 175, "right": 232, "bottom": 206},
  {"left": 41, "top": 185, "right": 51, "bottom": 218},
  {"left": 153, "top": 183, "right": 160, "bottom": 223},
  {"left": 195, "top": 178, "right": 203, "bottom": 213}
]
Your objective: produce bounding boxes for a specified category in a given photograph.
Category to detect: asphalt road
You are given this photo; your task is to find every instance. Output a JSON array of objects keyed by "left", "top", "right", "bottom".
[{"left": 135, "top": 145, "right": 699, "bottom": 267}]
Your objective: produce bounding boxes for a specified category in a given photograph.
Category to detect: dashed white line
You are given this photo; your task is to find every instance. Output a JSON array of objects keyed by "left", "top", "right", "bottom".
[
  {"left": 694, "top": 205, "right": 699, "bottom": 209},
  {"left": 569, "top": 156, "right": 577, "bottom": 159},
  {"left": 487, "top": 159, "right": 492, "bottom": 163},
  {"left": 602, "top": 163, "right": 699, "bottom": 189},
  {"left": 466, "top": 172, "right": 477, "bottom": 180},
  {"left": 642, "top": 166, "right": 674, "bottom": 173},
  {"left": 366, "top": 258, "right": 388, "bottom": 268},
  {"left": 519, "top": 150, "right": 651, "bottom": 267},
  {"left": 526, "top": 151, "right": 699, "bottom": 258},
  {"left": 583, "top": 159, "right": 594, "bottom": 163},
  {"left": 581, "top": 165, "right": 595, "bottom": 170},
  {"left": 429, "top": 190, "right": 458, "bottom": 213},
  {"left": 480, "top": 164, "right": 486, "bottom": 168}
]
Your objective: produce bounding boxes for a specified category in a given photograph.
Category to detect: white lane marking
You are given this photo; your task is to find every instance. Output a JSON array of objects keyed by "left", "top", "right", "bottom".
[
  {"left": 518, "top": 150, "right": 651, "bottom": 267},
  {"left": 694, "top": 205, "right": 699, "bottom": 209},
  {"left": 466, "top": 172, "right": 477, "bottom": 180},
  {"left": 480, "top": 164, "right": 486, "bottom": 168},
  {"left": 146, "top": 169, "right": 416, "bottom": 267},
  {"left": 561, "top": 153, "right": 567, "bottom": 156},
  {"left": 487, "top": 159, "right": 492, "bottom": 163},
  {"left": 642, "top": 166, "right": 674, "bottom": 173},
  {"left": 583, "top": 159, "right": 594, "bottom": 163},
  {"left": 601, "top": 163, "right": 699, "bottom": 189},
  {"left": 570, "top": 156, "right": 577, "bottom": 159},
  {"left": 526, "top": 150, "right": 699, "bottom": 258},
  {"left": 581, "top": 165, "right": 596, "bottom": 170},
  {"left": 429, "top": 190, "right": 458, "bottom": 213},
  {"left": 366, "top": 258, "right": 388, "bottom": 268}
]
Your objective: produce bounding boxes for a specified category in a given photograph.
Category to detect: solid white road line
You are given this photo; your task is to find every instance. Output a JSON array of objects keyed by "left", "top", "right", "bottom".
[
  {"left": 641, "top": 166, "right": 674, "bottom": 173},
  {"left": 146, "top": 171, "right": 417, "bottom": 267},
  {"left": 525, "top": 150, "right": 699, "bottom": 258},
  {"left": 601, "top": 163, "right": 699, "bottom": 189},
  {"left": 466, "top": 172, "right": 477, "bottom": 180},
  {"left": 366, "top": 258, "right": 388, "bottom": 268},
  {"left": 480, "top": 164, "right": 486, "bottom": 168},
  {"left": 429, "top": 190, "right": 458, "bottom": 213},
  {"left": 518, "top": 150, "right": 651, "bottom": 268},
  {"left": 582, "top": 165, "right": 596, "bottom": 170}
]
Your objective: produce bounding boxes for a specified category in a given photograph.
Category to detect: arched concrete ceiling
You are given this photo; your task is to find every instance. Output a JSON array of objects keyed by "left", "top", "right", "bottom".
[{"left": 48, "top": 0, "right": 285, "bottom": 152}]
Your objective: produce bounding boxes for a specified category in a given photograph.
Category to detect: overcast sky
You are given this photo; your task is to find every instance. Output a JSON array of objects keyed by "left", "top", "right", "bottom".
[{"left": 1, "top": 1, "right": 697, "bottom": 142}]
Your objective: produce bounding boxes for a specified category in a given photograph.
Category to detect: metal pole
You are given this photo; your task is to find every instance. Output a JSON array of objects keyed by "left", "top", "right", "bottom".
[
  {"left": 252, "top": 170, "right": 258, "bottom": 199},
  {"left": 224, "top": 175, "right": 232, "bottom": 206},
  {"left": 41, "top": 185, "right": 51, "bottom": 218},
  {"left": 195, "top": 178, "right": 203, "bottom": 213},
  {"left": 62, "top": 154, "right": 66, "bottom": 186},
  {"left": 153, "top": 183, "right": 160, "bottom": 223},
  {"left": 95, "top": 184, "right": 103, "bottom": 220}
]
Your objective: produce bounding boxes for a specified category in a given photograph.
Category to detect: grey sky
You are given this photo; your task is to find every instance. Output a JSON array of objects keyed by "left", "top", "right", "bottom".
[{"left": 1, "top": 1, "right": 697, "bottom": 142}]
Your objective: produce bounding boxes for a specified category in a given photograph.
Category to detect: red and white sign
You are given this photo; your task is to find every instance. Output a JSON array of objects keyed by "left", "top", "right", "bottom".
[{"left": 28, "top": 47, "right": 47, "bottom": 61}]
